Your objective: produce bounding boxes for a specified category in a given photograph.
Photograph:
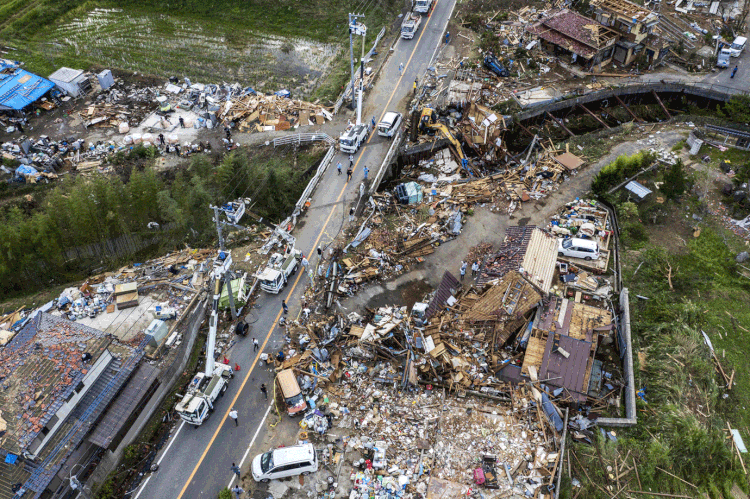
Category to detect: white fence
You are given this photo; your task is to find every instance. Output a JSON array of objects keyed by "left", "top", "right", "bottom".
[
  {"left": 369, "top": 128, "right": 404, "bottom": 193},
  {"left": 334, "top": 26, "right": 387, "bottom": 115},
  {"left": 261, "top": 144, "right": 336, "bottom": 255},
  {"left": 273, "top": 133, "right": 336, "bottom": 147}
]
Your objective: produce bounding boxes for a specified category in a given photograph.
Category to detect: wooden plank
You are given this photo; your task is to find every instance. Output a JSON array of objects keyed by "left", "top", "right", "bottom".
[
  {"left": 578, "top": 103, "right": 611, "bottom": 129},
  {"left": 614, "top": 94, "right": 643, "bottom": 123},
  {"left": 546, "top": 111, "right": 575, "bottom": 137},
  {"left": 651, "top": 90, "right": 672, "bottom": 119}
]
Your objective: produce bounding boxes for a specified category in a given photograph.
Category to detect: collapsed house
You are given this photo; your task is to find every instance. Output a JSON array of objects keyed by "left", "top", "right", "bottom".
[
  {"left": 591, "top": 0, "right": 668, "bottom": 66},
  {"left": 525, "top": 9, "right": 620, "bottom": 72},
  {"left": 525, "top": 2, "right": 670, "bottom": 70}
]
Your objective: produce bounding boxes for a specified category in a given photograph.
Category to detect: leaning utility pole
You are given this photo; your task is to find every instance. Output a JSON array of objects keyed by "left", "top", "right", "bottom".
[
  {"left": 210, "top": 205, "right": 237, "bottom": 320},
  {"left": 348, "top": 13, "right": 364, "bottom": 109}
]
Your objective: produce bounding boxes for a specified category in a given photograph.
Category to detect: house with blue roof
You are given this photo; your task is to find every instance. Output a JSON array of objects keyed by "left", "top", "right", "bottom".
[{"left": 0, "top": 61, "right": 55, "bottom": 112}]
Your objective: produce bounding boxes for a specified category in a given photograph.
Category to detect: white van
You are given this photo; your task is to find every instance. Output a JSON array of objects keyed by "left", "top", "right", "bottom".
[
  {"left": 251, "top": 443, "right": 318, "bottom": 482},
  {"left": 558, "top": 238, "right": 600, "bottom": 261},
  {"left": 730, "top": 36, "right": 746, "bottom": 57},
  {"left": 377, "top": 112, "right": 403, "bottom": 138}
]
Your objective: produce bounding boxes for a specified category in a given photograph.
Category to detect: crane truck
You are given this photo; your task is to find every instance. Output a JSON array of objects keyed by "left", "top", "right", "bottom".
[{"left": 175, "top": 251, "right": 234, "bottom": 426}]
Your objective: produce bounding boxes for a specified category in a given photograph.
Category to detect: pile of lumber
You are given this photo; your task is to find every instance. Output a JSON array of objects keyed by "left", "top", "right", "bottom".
[{"left": 221, "top": 94, "right": 333, "bottom": 132}]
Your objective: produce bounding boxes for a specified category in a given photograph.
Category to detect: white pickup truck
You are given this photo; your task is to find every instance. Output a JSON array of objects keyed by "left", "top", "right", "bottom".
[
  {"left": 401, "top": 12, "right": 421, "bottom": 39},
  {"left": 339, "top": 123, "right": 370, "bottom": 154},
  {"left": 175, "top": 362, "right": 233, "bottom": 426},
  {"left": 258, "top": 248, "right": 301, "bottom": 294},
  {"left": 414, "top": 0, "right": 432, "bottom": 13}
]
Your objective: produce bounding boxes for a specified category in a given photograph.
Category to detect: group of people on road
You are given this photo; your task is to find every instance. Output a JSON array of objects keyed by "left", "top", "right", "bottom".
[
  {"left": 336, "top": 159, "right": 369, "bottom": 182},
  {"left": 459, "top": 260, "right": 481, "bottom": 280}
]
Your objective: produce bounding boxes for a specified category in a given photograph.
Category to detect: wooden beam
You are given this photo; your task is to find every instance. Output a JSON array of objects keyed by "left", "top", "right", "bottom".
[
  {"left": 516, "top": 121, "right": 536, "bottom": 138},
  {"left": 546, "top": 111, "right": 575, "bottom": 137},
  {"left": 614, "top": 94, "right": 643, "bottom": 122},
  {"left": 578, "top": 103, "right": 611, "bottom": 129},
  {"left": 651, "top": 90, "right": 672, "bottom": 119}
]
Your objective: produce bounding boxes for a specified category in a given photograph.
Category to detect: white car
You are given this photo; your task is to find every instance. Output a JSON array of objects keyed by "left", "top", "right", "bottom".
[
  {"left": 558, "top": 237, "right": 600, "bottom": 261},
  {"left": 377, "top": 112, "right": 403, "bottom": 138},
  {"left": 252, "top": 443, "right": 318, "bottom": 482}
]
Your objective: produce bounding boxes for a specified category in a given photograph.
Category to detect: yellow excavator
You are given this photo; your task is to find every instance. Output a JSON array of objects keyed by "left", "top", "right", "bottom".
[{"left": 418, "top": 108, "right": 466, "bottom": 163}]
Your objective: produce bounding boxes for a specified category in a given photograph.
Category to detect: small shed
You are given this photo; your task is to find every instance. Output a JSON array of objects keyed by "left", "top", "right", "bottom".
[
  {"left": 624, "top": 180, "right": 652, "bottom": 201},
  {"left": 97, "top": 69, "right": 115, "bottom": 90},
  {"left": 48, "top": 67, "right": 90, "bottom": 97},
  {"left": 114, "top": 282, "right": 139, "bottom": 309}
]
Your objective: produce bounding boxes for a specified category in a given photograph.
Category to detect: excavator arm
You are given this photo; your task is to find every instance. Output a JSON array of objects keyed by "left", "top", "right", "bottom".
[{"left": 426, "top": 123, "right": 465, "bottom": 161}]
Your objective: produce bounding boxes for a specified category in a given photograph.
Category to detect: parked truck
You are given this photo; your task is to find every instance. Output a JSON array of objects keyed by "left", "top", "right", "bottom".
[
  {"left": 339, "top": 123, "right": 370, "bottom": 154},
  {"left": 175, "top": 362, "right": 233, "bottom": 425},
  {"left": 401, "top": 12, "right": 422, "bottom": 39},
  {"left": 414, "top": 0, "right": 433, "bottom": 13},
  {"left": 717, "top": 47, "right": 732, "bottom": 68},
  {"left": 257, "top": 247, "right": 302, "bottom": 294}
]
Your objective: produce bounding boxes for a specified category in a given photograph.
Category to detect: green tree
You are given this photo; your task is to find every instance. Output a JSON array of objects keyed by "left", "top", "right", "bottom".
[
  {"left": 718, "top": 94, "right": 750, "bottom": 123},
  {"left": 661, "top": 159, "right": 687, "bottom": 200}
]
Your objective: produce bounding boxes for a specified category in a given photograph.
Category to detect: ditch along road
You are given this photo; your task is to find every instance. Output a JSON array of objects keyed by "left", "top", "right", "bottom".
[{"left": 132, "top": 2, "right": 457, "bottom": 498}]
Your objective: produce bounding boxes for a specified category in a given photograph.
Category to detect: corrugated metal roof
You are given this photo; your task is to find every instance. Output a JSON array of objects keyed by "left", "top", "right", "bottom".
[
  {"left": 88, "top": 363, "right": 160, "bottom": 449},
  {"left": 624, "top": 180, "right": 652, "bottom": 199},
  {"left": 0, "top": 68, "right": 55, "bottom": 111},
  {"left": 424, "top": 271, "right": 461, "bottom": 320},
  {"left": 47, "top": 67, "right": 84, "bottom": 83}
]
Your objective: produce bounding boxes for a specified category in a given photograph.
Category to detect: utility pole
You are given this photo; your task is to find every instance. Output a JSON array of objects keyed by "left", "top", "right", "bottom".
[
  {"left": 348, "top": 13, "right": 365, "bottom": 109},
  {"left": 210, "top": 206, "right": 237, "bottom": 320}
]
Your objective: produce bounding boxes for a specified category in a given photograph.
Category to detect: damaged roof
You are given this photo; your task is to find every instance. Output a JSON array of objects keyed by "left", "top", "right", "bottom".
[
  {"left": 522, "top": 297, "right": 613, "bottom": 401},
  {"left": 0, "top": 62, "right": 55, "bottom": 111},
  {"left": 526, "top": 9, "right": 617, "bottom": 59},
  {"left": 477, "top": 226, "right": 557, "bottom": 292},
  {"left": 0, "top": 313, "right": 125, "bottom": 455}
]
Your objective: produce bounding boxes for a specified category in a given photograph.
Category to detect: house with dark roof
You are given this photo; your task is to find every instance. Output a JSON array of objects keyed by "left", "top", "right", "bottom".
[
  {"left": 519, "top": 297, "right": 614, "bottom": 403},
  {"left": 525, "top": 9, "right": 620, "bottom": 72},
  {"left": 0, "top": 313, "right": 146, "bottom": 499}
]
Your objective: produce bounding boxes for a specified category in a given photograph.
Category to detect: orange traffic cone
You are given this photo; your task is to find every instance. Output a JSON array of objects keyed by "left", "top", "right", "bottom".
[{"left": 235, "top": 363, "right": 241, "bottom": 371}]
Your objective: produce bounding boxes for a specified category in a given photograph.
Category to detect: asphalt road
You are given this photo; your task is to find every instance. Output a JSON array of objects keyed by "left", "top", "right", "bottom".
[{"left": 133, "top": 2, "right": 456, "bottom": 498}]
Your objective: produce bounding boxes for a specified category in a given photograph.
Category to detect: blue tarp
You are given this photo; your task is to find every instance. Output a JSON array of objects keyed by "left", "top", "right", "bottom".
[
  {"left": 15, "top": 165, "right": 38, "bottom": 177},
  {"left": 0, "top": 64, "right": 55, "bottom": 111}
]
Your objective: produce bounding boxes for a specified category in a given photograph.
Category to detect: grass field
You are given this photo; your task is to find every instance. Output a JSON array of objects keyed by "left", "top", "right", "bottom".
[
  {"left": 563, "top": 152, "right": 750, "bottom": 498},
  {"left": 0, "top": 0, "right": 400, "bottom": 99}
]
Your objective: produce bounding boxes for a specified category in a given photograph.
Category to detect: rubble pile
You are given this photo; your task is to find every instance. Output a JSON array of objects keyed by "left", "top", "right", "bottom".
[
  {"left": 321, "top": 380, "right": 560, "bottom": 499},
  {"left": 221, "top": 93, "right": 333, "bottom": 132},
  {"left": 84, "top": 81, "right": 157, "bottom": 129},
  {"left": 546, "top": 198, "right": 613, "bottom": 275},
  {"left": 0, "top": 135, "right": 114, "bottom": 182}
]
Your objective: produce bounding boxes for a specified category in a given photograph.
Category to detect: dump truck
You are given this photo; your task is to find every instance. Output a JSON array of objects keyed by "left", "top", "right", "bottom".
[
  {"left": 258, "top": 248, "right": 301, "bottom": 294},
  {"left": 414, "top": 0, "right": 433, "bottom": 13},
  {"left": 401, "top": 12, "right": 422, "bottom": 39},
  {"left": 339, "top": 123, "right": 370, "bottom": 154}
]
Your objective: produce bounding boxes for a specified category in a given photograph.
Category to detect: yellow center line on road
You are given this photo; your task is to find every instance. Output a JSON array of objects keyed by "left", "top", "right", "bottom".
[
  {"left": 176, "top": 5, "right": 443, "bottom": 494},
  {"left": 176, "top": 154, "right": 367, "bottom": 499},
  {"left": 366, "top": 0, "right": 440, "bottom": 146}
]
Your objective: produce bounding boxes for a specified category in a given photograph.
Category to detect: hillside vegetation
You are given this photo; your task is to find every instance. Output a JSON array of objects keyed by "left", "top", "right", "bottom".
[{"left": 0, "top": 144, "right": 325, "bottom": 300}]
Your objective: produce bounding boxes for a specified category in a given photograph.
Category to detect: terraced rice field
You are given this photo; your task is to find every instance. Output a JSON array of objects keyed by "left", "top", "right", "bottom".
[{"left": 44, "top": 8, "right": 340, "bottom": 93}]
